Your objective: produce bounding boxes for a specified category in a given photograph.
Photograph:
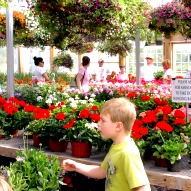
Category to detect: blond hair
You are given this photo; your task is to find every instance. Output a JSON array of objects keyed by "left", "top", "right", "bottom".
[
  {"left": 0, "top": 177, "right": 12, "bottom": 191},
  {"left": 162, "top": 59, "right": 171, "bottom": 68},
  {"left": 100, "top": 97, "right": 136, "bottom": 132}
]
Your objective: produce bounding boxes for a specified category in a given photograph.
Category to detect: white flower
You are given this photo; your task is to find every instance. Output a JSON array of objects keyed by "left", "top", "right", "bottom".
[
  {"left": 90, "top": 93, "right": 96, "bottom": 98},
  {"left": 89, "top": 98, "right": 94, "bottom": 102},
  {"left": 46, "top": 98, "right": 52, "bottom": 104},
  {"left": 62, "top": 92, "right": 69, "bottom": 97},
  {"left": 85, "top": 96, "right": 89, "bottom": 100},
  {"left": 80, "top": 100, "right": 87, "bottom": 104},
  {"left": 70, "top": 102, "right": 77, "bottom": 108},
  {"left": 37, "top": 96, "right": 43, "bottom": 102},
  {"left": 75, "top": 95, "right": 80, "bottom": 100},
  {"left": 85, "top": 122, "right": 98, "bottom": 130},
  {"left": 68, "top": 97, "right": 75, "bottom": 102}
]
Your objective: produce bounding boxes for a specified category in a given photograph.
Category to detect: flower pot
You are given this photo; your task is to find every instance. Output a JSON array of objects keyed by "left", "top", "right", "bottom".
[
  {"left": 143, "top": 148, "right": 154, "bottom": 160},
  {"left": 0, "top": 134, "right": 2, "bottom": 139},
  {"left": 32, "top": 134, "right": 49, "bottom": 147},
  {"left": 49, "top": 138, "right": 68, "bottom": 152},
  {"left": 71, "top": 142, "right": 92, "bottom": 158},
  {"left": 32, "top": 134, "right": 41, "bottom": 147},
  {"left": 9, "top": 129, "right": 19, "bottom": 137},
  {"left": 167, "top": 159, "right": 182, "bottom": 172},
  {"left": 153, "top": 157, "right": 167, "bottom": 168}
]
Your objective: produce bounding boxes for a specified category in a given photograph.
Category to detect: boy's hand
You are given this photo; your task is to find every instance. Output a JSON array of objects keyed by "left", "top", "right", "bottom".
[{"left": 62, "top": 159, "right": 77, "bottom": 172}]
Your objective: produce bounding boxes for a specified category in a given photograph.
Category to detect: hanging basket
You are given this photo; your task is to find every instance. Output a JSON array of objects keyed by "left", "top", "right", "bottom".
[
  {"left": 155, "top": 40, "right": 163, "bottom": 46},
  {"left": 71, "top": 142, "right": 92, "bottom": 158}
]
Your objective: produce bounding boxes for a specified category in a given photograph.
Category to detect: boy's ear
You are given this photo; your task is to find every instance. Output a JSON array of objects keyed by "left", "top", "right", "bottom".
[{"left": 116, "top": 122, "right": 124, "bottom": 132}]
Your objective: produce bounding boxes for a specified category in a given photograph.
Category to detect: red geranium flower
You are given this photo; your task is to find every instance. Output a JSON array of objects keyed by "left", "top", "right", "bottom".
[
  {"left": 174, "top": 110, "right": 185, "bottom": 119},
  {"left": 141, "top": 95, "right": 150, "bottom": 101},
  {"left": 162, "top": 105, "right": 172, "bottom": 115},
  {"left": 127, "top": 92, "right": 136, "bottom": 99},
  {"left": 174, "top": 118, "right": 186, "bottom": 125},
  {"left": 89, "top": 113, "right": 100, "bottom": 122},
  {"left": 56, "top": 112, "right": 66, "bottom": 120},
  {"left": 155, "top": 121, "right": 173, "bottom": 133},
  {"left": 79, "top": 109, "right": 89, "bottom": 118}
]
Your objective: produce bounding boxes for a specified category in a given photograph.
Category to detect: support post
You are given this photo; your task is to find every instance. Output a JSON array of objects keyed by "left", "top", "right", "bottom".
[
  {"left": 119, "top": 54, "right": 126, "bottom": 67},
  {"left": 186, "top": 103, "right": 190, "bottom": 123},
  {"left": 6, "top": 1, "right": 14, "bottom": 99},
  {"left": 135, "top": 30, "right": 140, "bottom": 85}
]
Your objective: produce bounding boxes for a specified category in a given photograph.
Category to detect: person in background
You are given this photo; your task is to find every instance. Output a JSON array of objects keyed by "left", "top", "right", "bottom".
[
  {"left": 0, "top": 177, "right": 12, "bottom": 191},
  {"left": 92, "top": 59, "right": 110, "bottom": 82},
  {"left": 116, "top": 65, "right": 129, "bottom": 82},
  {"left": 62, "top": 98, "right": 151, "bottom": 191},
  {"left": 33, "top": 57, "right": 50, "bottom": 83},
  {"left": 140, "top": 55, "right": 157, "bottom": 82},
  {"left": 162, "top": 59, "right": 174, "bottom": 81},
  {"left": 76, "top": 56, "right": 90, "bottom": 92}
]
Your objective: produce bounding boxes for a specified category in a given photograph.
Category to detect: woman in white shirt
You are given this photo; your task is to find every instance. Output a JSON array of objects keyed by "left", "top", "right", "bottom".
[
  {"left": 162, "top": 59, "right": 174, "bottom": 81},
  {"left": 33, "top": 57, "right": 50, "bottom": 82}
]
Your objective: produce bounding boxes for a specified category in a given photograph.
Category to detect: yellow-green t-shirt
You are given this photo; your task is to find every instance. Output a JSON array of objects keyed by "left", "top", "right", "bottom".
[{"left": 101, "top": 138, "right": 149, "bottom": 191}]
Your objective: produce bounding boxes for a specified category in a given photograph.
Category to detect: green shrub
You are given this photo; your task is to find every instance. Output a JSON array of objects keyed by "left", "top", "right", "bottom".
[{"left": 8, "top": 149, "right": 64, "bottom": 191}]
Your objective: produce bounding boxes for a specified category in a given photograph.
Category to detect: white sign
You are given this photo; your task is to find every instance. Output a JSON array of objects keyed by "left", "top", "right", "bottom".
[
  {"left": 172, "top": 78, "right": 191, "bottom": 102},
  {"left": 186, "top": 70, "right": 191, "bottom": 78}
]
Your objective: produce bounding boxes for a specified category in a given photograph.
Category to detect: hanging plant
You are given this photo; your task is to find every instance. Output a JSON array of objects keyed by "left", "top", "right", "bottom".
[
  {"left": 70, "top": 42, "right": 95, "bottom": 54},
  {"left": 97, "top": 36, "right": 132, "bottom": 57},
  {"left": 181, "top": 0, "right": 191, "bottom": 7},
  {"left": 28, "top": 0, "right": 152, "bottom": 50},
  {"left": 53, "top": 53, "right": 74, "bottom": 70},
  {"left": 148, "top": 2, "right": 191, "bottom": 38}
]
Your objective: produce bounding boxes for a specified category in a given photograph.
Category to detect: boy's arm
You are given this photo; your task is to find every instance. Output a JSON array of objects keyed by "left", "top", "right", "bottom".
[
  {"left": 62, "top": 159, "right": 106, "bottom": 179},
  {"left": 132, "top": 184, "right": 151, "bottom": 191}
]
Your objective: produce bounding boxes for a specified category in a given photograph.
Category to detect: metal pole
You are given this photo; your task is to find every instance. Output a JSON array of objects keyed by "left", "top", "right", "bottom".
[
  {"left": 6, "top": 0, "right": 14, "bottom": 99},
  {"left": 135, "top": 30, "right": 141, "bottom": 85},
  {"left": 186, "top": 103, "right": 190, "bottom": 123}
]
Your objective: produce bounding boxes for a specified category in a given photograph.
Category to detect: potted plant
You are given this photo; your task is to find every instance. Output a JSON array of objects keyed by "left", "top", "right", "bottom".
[
  {"left": 148, "top": 2, "right": 190, "bottom": 38},
  {"left": 153, "top": 71, "right": 164, "bottom": 80},
  {"left": 63, "top": 104, "right": 101, "bottom": 158},
  {"left": 53, "top": 53, "right": 74, "bottom": 70},
  {"left": 97, "top": 36, "right": 132, "bottom": 57},
  {"left": 70, "top": 41, "right": 95, "bottom": 54},
  {"left": 68, "top": 119, "right": 100, "bottom": 158},
  {"left": 44, "top": 116, "right": 70, "bottom": 152},
  {"left": 0, "top": 128, "right": 4, "bottom": 139},
  {"left": 153, "top": 133, "right": 188, "bottom": 171},
  {"left": 7, "top": 149, "right": 64, "bottom": 190},
  {"left": 25, "top": 119, "right": 48, "bottom": 147}
]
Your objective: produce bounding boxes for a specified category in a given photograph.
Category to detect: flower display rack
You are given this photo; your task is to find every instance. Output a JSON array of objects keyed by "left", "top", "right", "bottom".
[{"left": 0, "top": 133, "right": 191, "bottom": 190}]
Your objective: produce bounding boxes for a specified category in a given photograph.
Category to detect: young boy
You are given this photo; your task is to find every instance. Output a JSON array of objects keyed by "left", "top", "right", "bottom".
[{"left": 62, "top": 98, "right": 151, "bottom": 191}]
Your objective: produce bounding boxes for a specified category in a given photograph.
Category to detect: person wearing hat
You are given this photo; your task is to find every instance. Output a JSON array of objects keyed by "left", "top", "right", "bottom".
[
  {"left": 92, "top": 59, "right": 110, "bottom": 82},
  {"left": 140, "top": 55, "right": 157, "bottom": 81}
]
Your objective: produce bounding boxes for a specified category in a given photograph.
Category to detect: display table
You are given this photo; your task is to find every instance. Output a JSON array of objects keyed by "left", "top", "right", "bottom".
[{"left": 0, "top": 135, "right": 191, "bottom": 191}]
